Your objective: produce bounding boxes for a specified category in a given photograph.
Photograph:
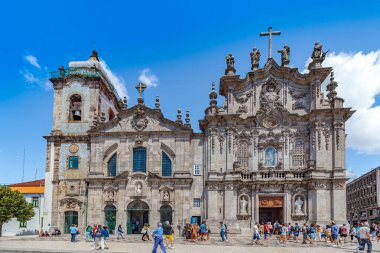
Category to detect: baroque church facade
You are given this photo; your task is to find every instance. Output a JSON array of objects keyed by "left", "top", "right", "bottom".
[{"left": 43, "top": 39, "right": 353, "bottom": 234}]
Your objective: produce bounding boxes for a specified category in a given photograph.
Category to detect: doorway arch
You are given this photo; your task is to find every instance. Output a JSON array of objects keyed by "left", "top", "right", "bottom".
[
  {"left": 160, "top": 204, "right": 173, "bottom": 224},
  {"left": 104, "top": 205, "right": 117, "bottom": 234},
  {"left": 126, "top": 200, "right": 149, "bottom": 234},
  {"left": 64, "top": 211, "right": 78, "bottom": 234}
]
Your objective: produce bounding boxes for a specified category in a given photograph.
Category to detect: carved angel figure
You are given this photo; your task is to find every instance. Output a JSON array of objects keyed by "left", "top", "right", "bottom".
[
  {"left": 240, "top": 196, "right": 248, "bottom": 214},
  {"left": 277, "top": 45, "right": 290, "bottom": 67},
  {"left": 250, "top": 48, "right": 261, "bottom": 70},
  {"left": 295, "top": 196, "right": 304, "bottom": 214},
  {"left": 163, "top": 191, "right": 170, "bottom": 201}
]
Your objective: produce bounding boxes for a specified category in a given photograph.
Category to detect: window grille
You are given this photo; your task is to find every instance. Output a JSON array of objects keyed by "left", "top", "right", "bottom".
[
  {"left": 194, "top": 165, "right": 201, "bottom": 176},
  {"left": 193, "top": 198, "right": 201, "bottom": 207},
  {"left": 292, "top": 139, "right": 304, "bottom": 167},
  {"left": 237, "top": 142, "right": 249, "bottom": 167},
  {"left": 32, "top": 197, "right": 39, "bottom": 207}
]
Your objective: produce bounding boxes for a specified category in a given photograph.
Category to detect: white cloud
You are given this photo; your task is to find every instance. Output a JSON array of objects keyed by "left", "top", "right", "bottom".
[
  {"left": 21, "top": 70, "right": 51, "bottom": 90},
  {"left": 24, "top": 55, "right": 41, "bottom": 69},
  {"left": 321, "top": 51, "right": 380, "bottom": 154},
  {"left": 99, "top": 59, "right": 128, "bottom": 99},
  {"left": 138, "top": 68, "right": 159, "bottom": 88}
]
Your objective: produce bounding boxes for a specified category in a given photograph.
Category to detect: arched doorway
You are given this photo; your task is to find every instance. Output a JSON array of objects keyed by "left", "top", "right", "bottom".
[
  {"left": 64, "top": 211, "right": 78, "bottom": 234},
  {"left": 126, "top": 200, "right": 149, "bottom": 234},
  {"left": 104, "top": 205, "right": 117, "bottom": 234},
  {"left": 160, "top": 205, "right": 173, "bottom": 224}
]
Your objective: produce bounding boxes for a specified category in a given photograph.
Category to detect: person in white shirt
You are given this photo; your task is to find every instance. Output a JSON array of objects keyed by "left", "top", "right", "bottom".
[{"left": 356, "top": 222, "right": 372, "bottom": 253}]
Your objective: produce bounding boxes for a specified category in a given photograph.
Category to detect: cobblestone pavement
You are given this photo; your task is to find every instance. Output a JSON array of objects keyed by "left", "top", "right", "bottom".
[{"left": 0, "top": 235, "right": 379, "bottom": 253}]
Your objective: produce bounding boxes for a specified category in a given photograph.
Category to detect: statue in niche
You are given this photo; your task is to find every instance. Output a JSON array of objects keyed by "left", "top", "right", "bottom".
[
  {"left": 135, "top": 183, "right": 142, "bottom": 195},
  {"left": 239, "top": 196, "right": 248, "bottom": 215},
  {"left": 265, "top": 147, "right": 277, "bottom": 167},
  {"left": 163, "top": 191, "right": 170, "bottom": 201},
  {"left": 107, "top": 191, "right": 115, "bottom": 201},
  {"left": 294, "top": 196, "right": 304, "bottom": 214}
]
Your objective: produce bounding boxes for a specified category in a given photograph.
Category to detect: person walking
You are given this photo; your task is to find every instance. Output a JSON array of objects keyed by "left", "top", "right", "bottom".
[
  {"left": 101, "top": 225, "right": 110, "bottom": 250},
  {"left": 117, "top": 224, "right": 124, "bottom": 240},
  {"left": 356, "top": 222, "right": 372, "bottom": 253},
  {"left": 252, "top": 223, "right": 263, "bottom": 245},
  {"left": 309, "top": 224, "right": 316, "bottom": 244},
  {"left": 152, "top": 222, "right": 167, "bottom": 253},
  {"left": 142, "top": 224, "right": 151, "bottom": 241},
  {"left": 294, "top": 223, "right": 300, "bottom": 242},
  {"left": 280, "top": 223, "right": 288, "bottom": 245},
  {"left": 84, "top": 224, "right": 92, "bottom": 242},
  {"left": 263, "top": 222, "right": 270, "bottom": 240},
  {"left": 163, "top": 221, "right": 175, "bottom": 249},
  {"left": 301, "top": 223, "right": 308, "bottom": 244},
  {"left": 69, "top": 224, "right": 78, "bottom": 242},
  {"left": 340, "top": 224, "right": 348, "bottom": 243},
  {"left": 331, "top": 221, "right": 340, "bottom": 247},
  {"left": 200, "top": 221, "right": 207, "bottom": 241},
  {"left": 220, "top": 221, "right": 226, "bottom": 242}
]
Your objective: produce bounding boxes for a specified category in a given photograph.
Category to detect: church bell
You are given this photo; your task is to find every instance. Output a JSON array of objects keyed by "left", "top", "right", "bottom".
[{"left": 74, "top": 110, "right": 81, "bottom": 117}]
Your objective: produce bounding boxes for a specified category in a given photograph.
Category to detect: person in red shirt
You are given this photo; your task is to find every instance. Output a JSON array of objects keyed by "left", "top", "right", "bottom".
[
  {"left": 339, "top": 224, "right": 348, "bottom": 243},
  {"left": 264, "top": 223, "right": 270, "bottom": 240}
]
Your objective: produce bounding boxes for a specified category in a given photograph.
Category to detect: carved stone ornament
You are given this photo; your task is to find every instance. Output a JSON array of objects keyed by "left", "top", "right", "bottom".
[
  {"left": 104, "top": 187, "right": 118, "bottom": 202},
  {"left": 260, "top": 78, "right": 281, "bottom": 110},
  {"left": 162, "top": 191, "right": 170, "bottom": 201},
  {"left": 208, "top": 184, "right": 219, "bottom": 191},
  {"left": 235, "top": 91, "right": 252, "bottom": 104},
  {"left": 69, "top": 144, "right": 79, "bottom": 154},
  {"left": 59, "top": 198, "right": 83, "bottom": 210},
  {"left": 131, "top": 107, "right": 149, "bottom": 131},
  {"left": 236, "top": 105, "right": 248, "bottom": 113},
  {"left": 225, "top": 184, "right": 234, "bottom": 190},
  {"left": 334, "top": 182, "right": 345, "bottom": 189},
  {"left": 135, "top": 182, "right": 143, "bottom": 195},
  {"left": 239, "top": 195, "right": 249, "bottom": 215},
  {"left": 262, "top": 116, "right": 279, "bottom": 129}
]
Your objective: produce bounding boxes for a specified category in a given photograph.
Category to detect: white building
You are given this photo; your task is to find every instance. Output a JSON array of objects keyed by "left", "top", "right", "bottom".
[{"left": 2, "top": 179, "right": 45, "bottom": 236}]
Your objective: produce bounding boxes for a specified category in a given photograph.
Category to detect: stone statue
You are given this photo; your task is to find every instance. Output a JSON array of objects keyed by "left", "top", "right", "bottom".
[
  {"left": 107, "top": 191, "right": 114, "bottom": 201},
  {"left": 295, "top": 196, "right": 304, "bottom": 214},
  {"left": 135, "top": 183, "right": 142, "bottom": 194},
  {"left": 277, "top": 45, "right": 290, "bottom": 67},
  {"left": 226, "top": 53, "right": 235, "bottom": 68},
  {"left": 225, "top": 53, "right": 236, "bottom": 76},
  {"left": 250, "top": 48, "right": 261, "bottom": 71},
  {"left": 163, "top": 191, "right": 170, "bottom": 201},
  {"left": 239, "top": 196, "right": 248, "bottom": 214},
  {"left": 308, "top": 42, "right": 329, "bottom": 69}
]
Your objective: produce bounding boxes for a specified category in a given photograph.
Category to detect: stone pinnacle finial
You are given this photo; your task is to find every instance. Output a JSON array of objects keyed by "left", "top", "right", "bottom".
[
  {"left": 209, "top": 82, "right": 218, "bottom": 107},
  {"left": 155, "top": 96, "right": 160, "bottom": 110},
  {"left": 90, "top": 50, "right": 99, "bottom": 61},
  {"left": 176, "top": 108, "right": 183, "bottom": 124},
  {"left": 184, "top": 110, "right": 191, "bottom": 127},
  {"left": 327, "top": 72, "right": 338, "bottom": 101},
  {"left": 122, "top": 96, "right": 128, "bottom": 110}
]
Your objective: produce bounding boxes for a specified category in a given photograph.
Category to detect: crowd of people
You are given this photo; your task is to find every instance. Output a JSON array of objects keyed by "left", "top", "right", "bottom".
[{"left": 53, "top": 219, "right": 380, "bottom": 253}]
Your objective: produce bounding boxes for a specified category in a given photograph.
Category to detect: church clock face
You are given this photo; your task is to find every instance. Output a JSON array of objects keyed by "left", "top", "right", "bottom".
[{"left": 262, "top": 116, "right": 279, "bottom": 129}]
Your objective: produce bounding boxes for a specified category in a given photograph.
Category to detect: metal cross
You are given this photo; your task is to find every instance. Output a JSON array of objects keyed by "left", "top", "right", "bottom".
[
  {"left": 135, "top": 81, "right": 147, "bottom": 103},
  {"left": 260, "top": 27, "right": 281, "bottom": 59}
]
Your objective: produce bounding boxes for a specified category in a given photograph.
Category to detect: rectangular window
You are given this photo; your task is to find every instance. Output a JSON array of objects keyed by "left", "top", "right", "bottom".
[
  {"left": 193, "top": 198, "right": 201, "bottom": 207},
  {"left": 19, "top": 221, "right": 27, "bottom": 228},
  {"left": 68, "top": 156, "right": 79, "bottom": 169},
  {"left": 32, "top": 197, "right": 39, "bottom": 207},
  {"left": 133, "top": 147, "right": 147, "bottom": 173},
  {"left": 193, "top": 165, "right": 201, "bottom": 176}
]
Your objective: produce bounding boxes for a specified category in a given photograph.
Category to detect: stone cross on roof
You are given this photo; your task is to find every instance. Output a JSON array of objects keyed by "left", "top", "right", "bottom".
[
  {"left": 135, "top": 81, "right": 147, "bottom": 104},
  {"left": 260, "top": 27, "right": 281, "bottom": 59}
]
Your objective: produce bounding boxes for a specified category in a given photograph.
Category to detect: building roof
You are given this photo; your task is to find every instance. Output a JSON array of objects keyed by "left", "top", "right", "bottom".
[
  {"left": 8, "top": 179, "right": 45, "bottom": 194},
  {"left": 8, "top": 179, "right": 45, "bottom": 187}
]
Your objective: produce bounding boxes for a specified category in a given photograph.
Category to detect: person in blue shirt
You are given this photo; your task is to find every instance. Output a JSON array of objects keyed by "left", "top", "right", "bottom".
[
  {"left": 152, "top": 222, "right": 166, "bottom": 253},
  {"left": 331, "top": 221, "right": 340, "bottom": 247},
  {"left": 101, "top": 225, "right": 110, "bottom": 250},
  {"left": 220, "top": 221, "right": 226, "bottom": 242},
  {"left": 69, "top": 224, "right": 78, "bottom": 242}
]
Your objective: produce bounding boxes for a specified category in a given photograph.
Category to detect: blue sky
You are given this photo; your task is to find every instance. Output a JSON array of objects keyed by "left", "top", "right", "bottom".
[{"left": 1, "top": 0, "right": 380, "bottom": 184}]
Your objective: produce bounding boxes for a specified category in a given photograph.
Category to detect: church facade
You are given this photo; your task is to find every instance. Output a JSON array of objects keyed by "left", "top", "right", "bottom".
[{"left": 43, "top": 41, "right": 353, "bottom": 234}]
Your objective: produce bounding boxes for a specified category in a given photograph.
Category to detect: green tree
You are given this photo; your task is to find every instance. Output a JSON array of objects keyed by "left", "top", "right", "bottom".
[{"left": 0, "top": 186, "right": 35, "bottom": 237}]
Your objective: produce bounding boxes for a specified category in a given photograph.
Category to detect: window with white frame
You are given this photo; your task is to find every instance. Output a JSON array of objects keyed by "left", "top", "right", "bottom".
[
  {"left": 193, "top": 164, "right": 201, "bottom": 176},
  {"left": 193, "top": 198, "right": 201, "bottom": 207},
  {"left": 292, "top": 139, "right": 304, "bottom": 167}
]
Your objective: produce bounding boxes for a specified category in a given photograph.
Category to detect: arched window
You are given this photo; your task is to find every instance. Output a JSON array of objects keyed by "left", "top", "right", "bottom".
[
  {"left": 108, "top": 108, "right": 115, "bottom": 121},
  {"left": 292, "top": 139, "right": 304, "bottom": 167},
  {"left": 107, "top": 154, "right": 117, "bottom": 176},
  {"left": 133, "top": 147, "right": 146, "bottom": 173},
  {"left": 162, "top": 152, "right": 172, "bottom": 177},
  {"left": 237, "top": 142, "right": 249, "bottom": 167},
  {"left": 264, "top": 147, "right": 277, "bottom": 167},
  {"left": 69, "top": 94, "right": 82, "bottom": 121}
]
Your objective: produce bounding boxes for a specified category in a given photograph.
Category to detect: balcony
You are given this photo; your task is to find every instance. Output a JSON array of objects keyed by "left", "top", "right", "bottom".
[{"left": 240, "top": 170, "right": 307, "bottom": 181}]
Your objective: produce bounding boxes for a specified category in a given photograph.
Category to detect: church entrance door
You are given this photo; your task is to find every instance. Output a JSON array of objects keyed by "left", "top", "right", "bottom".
[
  {"left": 64, "top": 211, "right": 78, "bottom": 234},
  {"left": 126, "top": 200, "right": 149, "bottom": 234},
  {"left": 104, "top": 205, "right": 117, "bottom": 234},
  {"left": 160, "top": 205, "right": 173, "bottom": 224},
  {"left": 258, "top": 196, "right": 283, "bottom": 224}
]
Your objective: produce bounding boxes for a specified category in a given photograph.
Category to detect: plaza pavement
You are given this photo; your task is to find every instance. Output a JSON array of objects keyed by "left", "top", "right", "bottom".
[{"left": 0, "top": 234, "right": 379, "bottom": 253}]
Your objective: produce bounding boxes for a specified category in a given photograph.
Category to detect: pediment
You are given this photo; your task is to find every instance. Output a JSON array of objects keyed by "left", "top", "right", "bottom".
[{"left": 89, "top": 105, "right": 191, "bottom": 133}]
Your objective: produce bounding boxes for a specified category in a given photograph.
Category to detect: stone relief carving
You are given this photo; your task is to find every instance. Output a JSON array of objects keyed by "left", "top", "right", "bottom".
[
  {"left": 131, "top": 107, "right": 149, "bottom": 131},
  {"left": 334, "top": 182, "right": 345, "bottom": 189},
  {"left": 234, "top": 91, "right": 252, "bottom": 104},
  {"left": 59, "top": 198, "right": 83, "bottom": 210},
  {"left": 334, "top": 121, "right": 344, "bottom": 150},
  {"left": 208, "top": 184, "right": 219, "bottom": 191},
  {"left": 163, "top": 191, "right": 170, "bottom": 201},
  {"left": 236, "top": 105, "right": 248, "bottom": 113},
  {"left": 218, "top": 134, "right": 225, "bottom": 154},
  {"left": 260, "top": 78, "right": 281, "bottom": 110},
  {"left": 323, "top": 128, "right": 330, "bottom": 150},
  {"left": 135, "top": 182, "right": 143, "bottom": 195},
  {"left": 225, "top": 184, "right": 234, "bottom": 190},
  {"left": 262, "top": 116, "right": 279, "bottom": 129}
]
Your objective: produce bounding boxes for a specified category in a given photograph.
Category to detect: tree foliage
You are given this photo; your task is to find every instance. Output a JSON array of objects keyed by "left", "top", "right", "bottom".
[{"left": 0, "top": 185, "right": 35, "bottom": 236}]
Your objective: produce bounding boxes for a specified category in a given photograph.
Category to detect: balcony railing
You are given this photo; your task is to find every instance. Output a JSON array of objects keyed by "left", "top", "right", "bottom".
[
  {"left": 49, "top": 67, "right": 120, "bottom": 100},
  {"left": 240, "top": 170, "right": 306, "bottom": 181}
]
